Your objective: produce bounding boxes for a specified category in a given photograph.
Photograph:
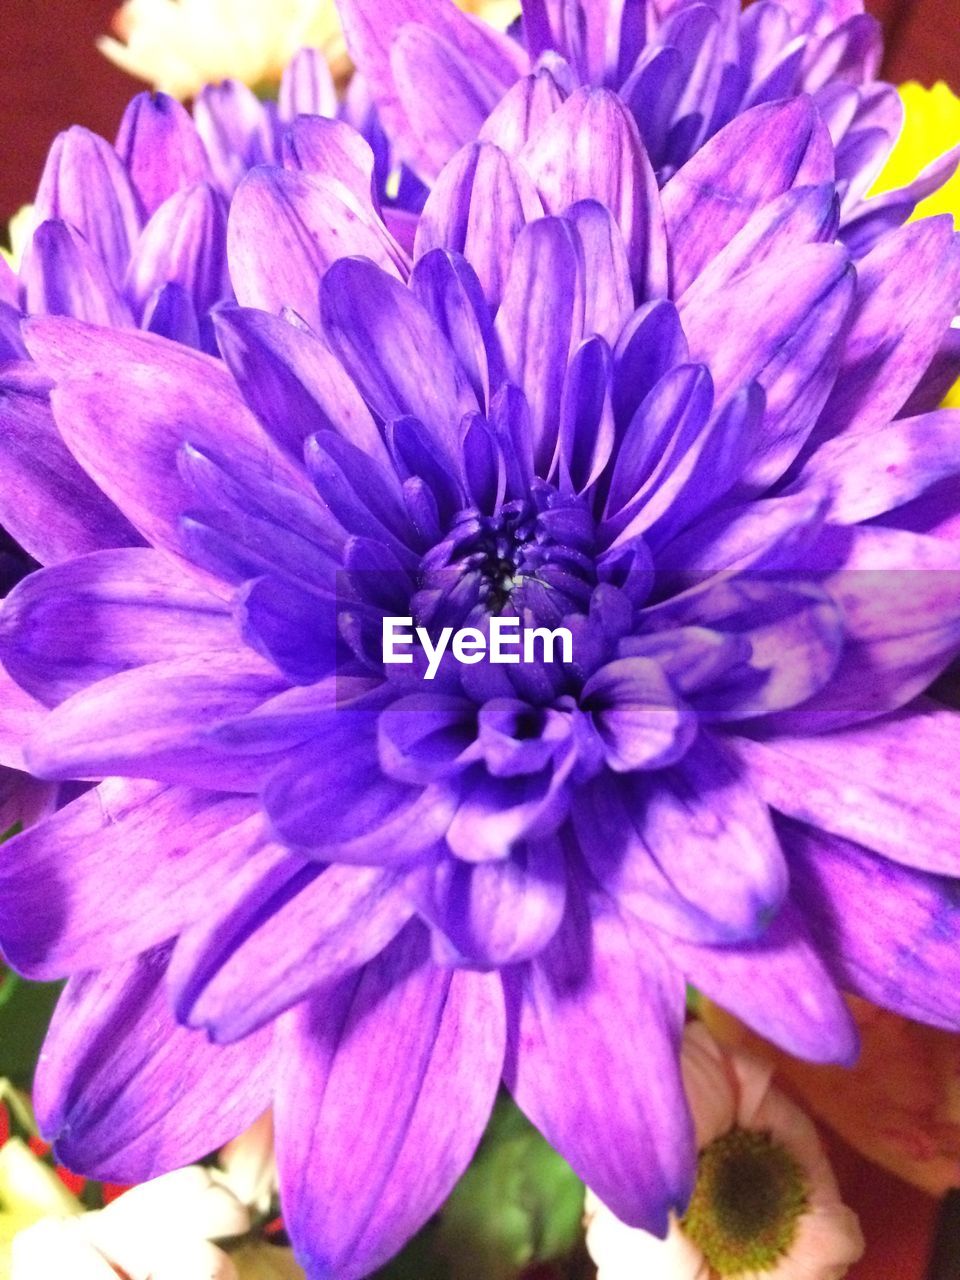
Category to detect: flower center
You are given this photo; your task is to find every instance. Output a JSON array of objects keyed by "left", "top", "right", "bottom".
[
  {"left": 681, "top": 1127, "right": 809, "bottom": 1275},
  {"left": 415, "top": 484, "right": 598, "bottom": 628}
]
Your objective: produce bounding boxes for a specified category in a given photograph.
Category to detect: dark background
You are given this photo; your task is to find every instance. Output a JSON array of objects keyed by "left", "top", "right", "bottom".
[{"left": 0, "top": 0, "right": 958, "bottom": 222}]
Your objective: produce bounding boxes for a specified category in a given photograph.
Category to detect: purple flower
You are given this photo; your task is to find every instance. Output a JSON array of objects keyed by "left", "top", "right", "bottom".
[
  {"left": 337, "top": 0, "right": 960, "bottom": 256},
  {"left": 1, "top": 92, "right": 960, "bottom": 1280}
]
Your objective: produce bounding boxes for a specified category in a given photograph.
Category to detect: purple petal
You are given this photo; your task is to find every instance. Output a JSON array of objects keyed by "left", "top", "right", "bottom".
[
  {"left": 478, "top": 67, "right": 567, "bottom": 156},
  {"left": 124, "top": 183, "right": 230, "bottom": 319},
  {"left": 0, "top": 362, "right": 140, "bottom": 565},
  {"left": 193, "top": 80, "right": 279, "bottom": 195},
  {"left": 495, "top": 216, "right": 584, "bottom": 472},
  {"left": 415, "top": 142, "right": 544, "bottom": 306},
  {"left": 321, "top": 256, "right": 478, "bottom": 467},
  {"left": 674, "top": 899, "right": 857, "bottom": 1064},
  {"left": 661, "top": 97, "right": 834, "bottom": 295},
  {"left": 227, "top": 165, "right": 405, "bottom": 329},
  {"left": 0, "top": 780, "right": 260, "bottom": 979},
  {"left": 34, "top": 947, "right": 274, "bottom": 1182},
  {"left": 171, "top": 859, "right": 413, "bottom": 1041},
  {"left": 567, "top": 201, "right": 634, "bottom": 346},
  {"left": 275, "top": 927, "right": 504, "bottom": 1279},
  {"left": 679, "top": 243, "right": 854, "bottom": 489},
  {"left": 213, "top": 306, "right": 386, "bottom": 465},
  {"left": 581, "top": 657, "right": 697, "bottom": 770},
  {"left": 785, "top": 819, "right": 960, "bottom": 1030},
  {"left": 278, "top": 46, "right": 338, "bottom": 118},
  {"left": 23, "top": 317, "right": 308, "bottom": 572},
  {"left": 20, "top": 220, "right": 133, "bottom": 327},
  {"left": 337, "top": 0, "right": 525, "bottom": 174},
  {"left": 0, "top": 547, "right": 233, "bottom": 705},
  {"left": 115, "top": 91, "right": 211, "bottom": 218},
  {"left": 283, "top": 116, "right": 377, "bottom": 208},
  {"left": 519, "top": 86, "right": 667, "bottom": 296},
  {"left": 264, "top": 720, "right": 458, "bottom": 861},
  {"left": 612, "top": 298, "right": 688, "bottom": 427},
  {"left": 26, "top": 650, "right": 285, "bottom": 786},
  {"left": 794, "top": 408, "right": 960, "bottom": 524},
  {"left": 504, "top": 901, "right": 694, "bottom": 1233},
  {"left": 411, "top": 840, "right": 566, "bottom": 965},
  {"left": 735, "top": 701, "right": 960, "bottom": 876},
  {"left": 34, "top": 126, "right": 141, "bottom": 290},
  {"left": 392, "top": 24, "right": 511, "bottom": 176},
  {"left": 811, "top": 217, "right": 960, "bottom": 445}
]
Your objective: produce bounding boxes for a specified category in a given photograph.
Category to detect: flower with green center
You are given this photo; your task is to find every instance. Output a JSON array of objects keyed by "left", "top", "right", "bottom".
[{"left": 584, "top": 1023, "right": 863, "bottom": 1280}]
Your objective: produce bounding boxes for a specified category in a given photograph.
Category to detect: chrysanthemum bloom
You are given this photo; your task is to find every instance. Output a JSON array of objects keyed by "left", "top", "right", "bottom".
[
  {"left": 2, "top": 94, "right": 960, "bottom": 1280},
  {"left": 585, "top": 1023, "right": 864, "bottom": 1280},
  {"left": 336, "top": 0, "right": 960, "bottom": 255}
]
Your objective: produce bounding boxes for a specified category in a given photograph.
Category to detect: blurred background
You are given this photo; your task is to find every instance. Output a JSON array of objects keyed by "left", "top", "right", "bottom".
[{"left": 0, "top": 0, "right": 959, "bottom": 222}]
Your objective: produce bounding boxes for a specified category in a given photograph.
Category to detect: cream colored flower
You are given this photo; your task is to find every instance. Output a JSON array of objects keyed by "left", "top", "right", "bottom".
[
  {"left": 98, "top": 0, "right": 519, "bottom": 99},
  {"left": 1, "top": 206, "right": 36, "bottom": 272},
  {"left": 9, "top": 1111, "right": 297, "bottom": 1280},
  {"left": 585, "top": 1024, "right": 864, "bottom": 1280}
]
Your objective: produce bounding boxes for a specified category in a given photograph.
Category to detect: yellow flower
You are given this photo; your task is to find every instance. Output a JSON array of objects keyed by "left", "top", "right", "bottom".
[
  {"left": 872, "top": 81, "right": 960, "bottom": 226},
  {"left": 99, "top": 0, "right": 519, "bottom": 99}
]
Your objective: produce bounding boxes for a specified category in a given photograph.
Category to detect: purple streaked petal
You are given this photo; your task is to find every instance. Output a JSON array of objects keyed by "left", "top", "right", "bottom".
[
  {"left": 446, "top": 760, "right": 572, "bottom": 861},
  {"left": 227, "top": 165, "right": 405, "bottom": 328},
  {"left": 679, "top": 243, "right": 854, "bottom": 489},
  {"left": 213, "top": 306, "right": 387, "bottom": 465},
  {"left": 377, "top": 693, "right": 477, "bottom": 783},
  {"left": 415, "top": 142, "right": 544, "bottom": 307},
  {"left": 171, "top": 859, "right": 414, "bottom": 1041},
  {"left": 279, "top": 46, "right": 338, "bottom": 117},
  {"left": 409, "top": 250, "right": 506, "bottom": 410},
  {"left": 0, "top": 780, "right": 260, "bottom": 979},
  {"left": 114, "top": 91, "right": 211, "bottom": 218},
  {"left": 519, "top": 86, "right": 667, "bottom": 296},
  {"left": 26, "top": 651, "right": 285, "bottom": 786},
  {"left": 321, "top": 256, "right": 478, "bottom": 467},
  {"left": 504, "top": 900, "right": 694, "bottom": 1234},
  {"left": 283, "top": 116, "right": 378, "bottom": 207},
  {"left": 662, "top": 97, "right": 834, "bottom": 296},
  {"left": 735, "top": 701, "right": 960, "bottom": 876},
  {"left": 611, "top": 298, "right": 688, "bottom": 427},
  {"left": 784, "top": 820, "right": 960, "bottom": 1030},
  {"left": 21, "top": 220, "right": 133, "bottom": 328},
  {"left": 23, "top": 317, "right": 308, "bottom": 573},
  {"left": 581, "top": 657, "right": 697, "bottom": 771},
  {"left": 557, "top": 334, "right": 616, "bottom": 493},
  {"left": 124, "top": 183, "right": 229, "bottom": 319},
  {"left": 0, "top": 547, "right": 232, "bottom": 706},
  {"left": 410, "top": 839, "right": 566, "bottom": 965},
  {"left": 34, "top": 947, "right": 274, "bottom": 1182},
  {"left": 0, "top": 362, "right": 140, "bottom": 565},
  {"left": 275, "top": 927, "right": 504, "bottom": 1279},
  {"left": 478, "top": 67, "right": 567, "bottom": 156},
  {"left": 143, "top": 282, "right": 202, "bottom": 349},
  {"left": 567, "top": 201, "right": 634, "bottom": 346},
  {"left": 392, "top": 24, "right": 511, "bottom": 176},
  {"left": 34, "top": 126, "right": 141, "bottom": 290},
  {"left": 496, "top": 216, "right": 584, "bottom": 473},
  {"left": 264, "top": 722, "right": 458, "bottom": 861},
  {"left": 337, "top": 0, "right": 525, "bottom": 174},
  {"left": 810, "top": 217, "right": 960, "bottom": 445},
  {"left": 193, "top": 79, "right": 278, "bottom": 195},
  {"left": 793, "top": 408, "right": 960, "bottom": 524},
  {"left": 674, "top": 899, "right": 858, "bottom": 1064}
]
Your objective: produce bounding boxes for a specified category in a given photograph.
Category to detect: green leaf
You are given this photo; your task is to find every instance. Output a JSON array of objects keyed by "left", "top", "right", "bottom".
[{"left": 0, "top": 978, "right": 62, "bottom": 1088}]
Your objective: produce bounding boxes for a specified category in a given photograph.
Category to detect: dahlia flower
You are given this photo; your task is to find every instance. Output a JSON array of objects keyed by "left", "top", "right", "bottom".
[
  {"left": 585, "top": 1023, "right": 864, "bottom": 1279},
  {"left": 0, "top": 80, "right": 959, "bottom": 1277},
  {"left": 337, "top": 0, "right": 960, "bottom": 254}
]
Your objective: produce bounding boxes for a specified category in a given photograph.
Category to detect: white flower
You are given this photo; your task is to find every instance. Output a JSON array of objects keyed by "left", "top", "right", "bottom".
[
  {"left": 97, "top": 0, "right": 520, "bottom": 99},
  {"left": 585, "top": 1024, "right": 865, "bottom": 1280},
  {"left": 10, "top": 1111, "right": 286, "bottom": 1280}
]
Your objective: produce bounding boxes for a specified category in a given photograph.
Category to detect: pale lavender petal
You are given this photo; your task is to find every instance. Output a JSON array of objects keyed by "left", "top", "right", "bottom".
[
  {"left": 21, "top": 221, "right": 133, "bottom": 328},
  {"left": 478, "top": 67, "right": 567, "bottom": 156},
  {"left": 124, "top": 183, "right": 230, "bottom": 318},
  {"left": 0, "top": 362, "right": 140, "bottom": 565},
  {"left": 735, "top": 701, "right": 960, "bottom": 876},
  {"left": 662, "top": 98, "right": 834, "bottom": 295},
  {"left": 115, "top": 91, "right": 212, "bottom": 218},
  {"left": 785, "top": 820, "right": 960, "bottom": 1030}
]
